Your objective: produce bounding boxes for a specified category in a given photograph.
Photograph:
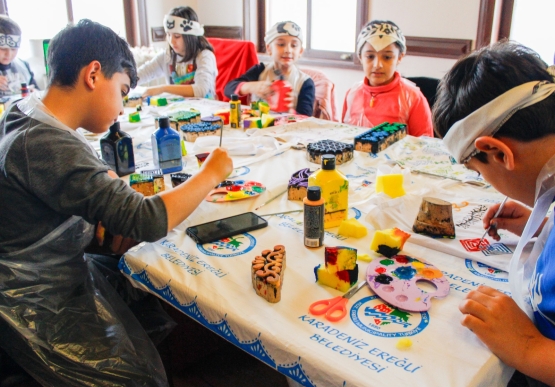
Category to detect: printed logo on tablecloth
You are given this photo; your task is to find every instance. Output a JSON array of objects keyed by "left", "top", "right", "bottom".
[
  {"left": 197, "top": 233, "right": 256, "bottom": 258},
  {"left": 349, "top": 207, "right": 362, "bottom": 220},
  {"left": 465, "top": 259, "right": 508, "bottom": 282},
  {"left": 460, "top": 238, "right": 489, "bottom": 252},
  {"left": 351, "top": 296, "right": 429, "bottom": 337},
  {"left": 481, "top": 243, "right": 512, "bottom": 256},
  {"left": 228, "top": 166, "right": 250, "bottom": 179}
]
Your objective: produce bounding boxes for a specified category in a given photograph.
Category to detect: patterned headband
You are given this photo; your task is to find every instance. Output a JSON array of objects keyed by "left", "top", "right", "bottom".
[
  {"left": 0, "top": 34, "right": 21, "bottom": 49},
  {"left": 163, "top": 15, "right": 204, "bottom": 36},
  {"left": 357, "top": 21, "right": 406, "bottom": 55},
  {"left": 444, "top": 79, "right": 555, "bottom": 164},
  {"left": 265, "top": 21, "right": 303, "bottom": 45}
]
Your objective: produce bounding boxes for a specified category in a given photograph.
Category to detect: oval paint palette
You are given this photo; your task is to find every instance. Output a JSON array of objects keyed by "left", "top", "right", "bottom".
[
  {"left": 366, "top": 255, "right": 449, "bottom": 312},
  {"left": 206, "top": 180, "right": 266, "bottom": 202}
]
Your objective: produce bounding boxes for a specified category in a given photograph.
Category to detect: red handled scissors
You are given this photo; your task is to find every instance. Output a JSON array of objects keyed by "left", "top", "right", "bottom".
[{"left": 309, "top": 280, "right": 367, "bottom": 322}]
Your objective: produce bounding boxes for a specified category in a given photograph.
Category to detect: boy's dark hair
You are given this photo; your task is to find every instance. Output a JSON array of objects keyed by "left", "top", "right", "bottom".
[
  {"left": 47, "top": 19, "right": 138, "bottom": 89},
  {"left": 433, "top": 41, "right": 555, "bottom": 146},
  {"left": 169, "top": 6, "right": 213, "bottom": 63},
  {"left": 0, "top": 15, "right": 21, "bottom": 36}
]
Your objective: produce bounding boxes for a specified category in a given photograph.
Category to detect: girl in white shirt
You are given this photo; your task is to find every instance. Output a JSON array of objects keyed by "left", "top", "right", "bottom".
[{"left": 138, "top": 6, "right": 217, "bottom": 99}]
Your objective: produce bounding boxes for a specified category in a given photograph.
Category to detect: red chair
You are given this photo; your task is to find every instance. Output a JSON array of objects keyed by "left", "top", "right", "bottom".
[{"left": 207, "top": 38, "right": 259, "bottom": 104}]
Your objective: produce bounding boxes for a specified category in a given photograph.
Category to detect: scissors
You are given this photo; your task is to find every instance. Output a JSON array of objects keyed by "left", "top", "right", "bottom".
[{"left": 309, "top": 281, "right": 367, "bottom": 322}]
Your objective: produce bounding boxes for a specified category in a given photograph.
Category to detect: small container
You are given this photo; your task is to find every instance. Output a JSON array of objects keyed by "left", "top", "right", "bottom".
[
  {"left": 151, "top": 117, "right": 183, "bottom": 173},
  {"left": 229, "top": 94, "right": 242, "bottom": 128},
  {"left": 268, "top": 77, "right": 292, "bottom": 113},
  {"left": 304, "top": 186, "right": 325, "bottom": 248},
  {"left": 20, "top": 83, "right": 30, "bottom": 98},
  {"left": 100, "top": 122, "right": 135, "bottom": 176}
]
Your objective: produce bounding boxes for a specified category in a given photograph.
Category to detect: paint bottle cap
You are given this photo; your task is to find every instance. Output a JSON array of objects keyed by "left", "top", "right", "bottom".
[
  {"left": 321, "top": 154, "right": 336, "bottom": 170},
  {"left": 307, "top": 186, "right": 321, "bottom": 201},
  {"left": 158, "top": 116, "right": 170, "bottom": 128},
  {"left": 109, "top": 121, "right": 121, "bottom": 133},
  {"left": 231, "top": 94, "right": 239, "bottom": 101}
]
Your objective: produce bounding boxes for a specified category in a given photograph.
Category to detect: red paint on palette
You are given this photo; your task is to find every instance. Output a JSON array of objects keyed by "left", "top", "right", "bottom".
[
  {"left": 460, "top": 238, "right": 489, "bottom": 252},
  {"left": 375, "top": 267, "right": 386, "bottom": 274}
]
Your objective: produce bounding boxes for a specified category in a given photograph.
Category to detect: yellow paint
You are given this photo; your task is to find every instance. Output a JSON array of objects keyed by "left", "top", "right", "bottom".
[
  {"left": 412, "top": 261, "right": 425, "bottom": 269},
  {"left": 396, "top": 338, "right": 413, "bottom": 350},
  {"left": 358, "top": 254, "right": 373, "bottom": 262},
  {"left": 309, "top": 167, "right": 349, "bottom": 229},
  {"left": 375, "top": 174, "right": 405, "bottom": 198}
]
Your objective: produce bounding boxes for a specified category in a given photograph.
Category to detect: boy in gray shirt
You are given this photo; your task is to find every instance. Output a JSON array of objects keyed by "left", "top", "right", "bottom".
[{"left": 0, "top": 19, "right": 232, "bottom": 386}]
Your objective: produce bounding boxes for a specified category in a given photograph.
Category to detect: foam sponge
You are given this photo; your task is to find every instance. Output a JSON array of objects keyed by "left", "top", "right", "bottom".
[
  {"left": 314, "top": 246, "right": 358, "bottom": 292},
  {"left": 338, "top": 218, "right": 368, "bottom": 238},
  {"left": 370, "top": 228, "right": 411, "bottom": 257},
  {"left": 375, "top": 174, "right": 405, "bottom": 198}
]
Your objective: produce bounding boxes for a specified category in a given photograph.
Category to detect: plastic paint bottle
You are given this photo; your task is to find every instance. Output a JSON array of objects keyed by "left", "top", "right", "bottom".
[
  {"left": 269, "top": 76, "right": 292, "bottom": 113},
  {"left": 308, "top": 154, "right": 349, "bottom": 229},
  {"left": 229, "top": 94, "right": 242, "bottom": 128},
  {"left": 100, "top": 121, "right": 136, "bottom": 176},
  {"left": 20, "top": 83, "right": 29, "bottom": 97},
  {"left": 151, "top": 116, "right": 183, "bottom": 173},
  {"left": 304, "top": 186, "right": 325, "bottom": 248}
]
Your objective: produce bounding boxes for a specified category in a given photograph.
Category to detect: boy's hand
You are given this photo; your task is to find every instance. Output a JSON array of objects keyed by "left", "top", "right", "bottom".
[
  {"left": 242, "top": 81, "right": 274, "bottom": 100},
  {"left": 459, "top": 285, "right": 541, "bottom": 369},
  {"left": 482, "top": 199, "right": 532, "bottom": 239},
  {"left": 200, "top": 147, "right": 233, "bottom": 184},
  {"left": 0, "top": 75, "right": 9, "bottom": 91}
]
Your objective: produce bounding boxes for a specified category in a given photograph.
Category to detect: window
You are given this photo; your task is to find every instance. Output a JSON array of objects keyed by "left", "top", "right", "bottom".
[{"left": 261, "top": 0, "right": 367, "bottom": 65}]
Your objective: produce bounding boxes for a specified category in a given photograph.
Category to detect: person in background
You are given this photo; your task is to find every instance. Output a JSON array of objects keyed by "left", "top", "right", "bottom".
[
  {"left": 137, "top": 6, "right": 217, "bottom": 99},
  {"left": 434, "top": 41, "right": 555, "bottom": 386},
  {"left": 224, "top": 21, "right": 315, "bottom": 116},
  {"left": 0, "top": 15, "right": 39, "bottom": 96},
  {"left": 342, "top": 20, "right": 433, "bottom": 137},
  {"left": 0, "top": 19, "right": 232, "bottom": 385}
]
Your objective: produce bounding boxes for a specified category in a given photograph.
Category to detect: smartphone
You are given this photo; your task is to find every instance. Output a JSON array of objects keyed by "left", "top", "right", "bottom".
[{"left": 186, "top": 212, "right": 268, "bottom": 244}]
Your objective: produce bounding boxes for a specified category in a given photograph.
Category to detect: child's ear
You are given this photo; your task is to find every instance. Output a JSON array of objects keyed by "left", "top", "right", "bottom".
[
  {"left": 84, "top": 61, "right": 102, "bottom": 90},
  {"left": 265, "top": 43, "right": 272, "bottom": 56},
  {"left": 397, "top": 52, "right": 405, "bottom": 64},
  {"left": 474, "top": 136, "right": 515, "bottom": 171}
]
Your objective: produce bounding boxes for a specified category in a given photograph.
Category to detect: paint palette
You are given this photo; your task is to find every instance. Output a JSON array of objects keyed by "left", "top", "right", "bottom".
[
  {"left": 366, "top": 255, "right": 449, "bottom": 312},
  {"left": 206, "top": 180, "right": 266, "bottom": 202}
]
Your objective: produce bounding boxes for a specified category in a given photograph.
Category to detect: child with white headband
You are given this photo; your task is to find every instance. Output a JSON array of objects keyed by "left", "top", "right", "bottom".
[
  {"left": 342, "top": 20, "right": 432, "bottom": 136},
  {"left": 224, "top": 21, "right": 315, "bottom": 116},
  {"left": 0, "top": 15, "right": 39, "bottom": 96},
  {"left": 137, "top": 6, "right": 217, "bottom": 99},
  {"left": 434, "top": 41, "right": 555, "bottom": 386}
]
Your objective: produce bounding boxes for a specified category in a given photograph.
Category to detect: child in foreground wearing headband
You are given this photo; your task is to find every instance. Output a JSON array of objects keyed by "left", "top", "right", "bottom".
[
  {"left": 137, "top": 6, "right": 217, "bottom": 99},
  {"left": 434, "top": 41, "right": 555, "bottom": 386},
  {"left": 224, "top": 21, "right": 315, "bottom": 116},
  {"left": 342, "top": 20, "right": 432, "bottom": 137},
  {"left": 0, "top": 15, "right": 39, "bottom": 96}
]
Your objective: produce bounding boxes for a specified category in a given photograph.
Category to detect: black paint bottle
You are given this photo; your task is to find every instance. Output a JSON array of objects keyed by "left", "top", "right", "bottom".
[{"left": 304, "top": 186, "right": 325, "bottom": 248}]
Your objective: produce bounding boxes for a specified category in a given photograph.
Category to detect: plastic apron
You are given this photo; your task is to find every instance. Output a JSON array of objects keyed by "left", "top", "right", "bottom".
[
  {"left": 509, "top": 154, "right": 555, "bottom": 318},
  {"left": 0, "top": 96, "right": 168, "bottom": 386}
]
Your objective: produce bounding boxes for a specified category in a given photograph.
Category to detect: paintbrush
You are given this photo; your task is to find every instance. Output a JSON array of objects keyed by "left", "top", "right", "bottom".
[
  {"left": 219, "top": 125, "right": 224, "bottom": 147},
  {"left": 478, "top": 196, "right": 508, "bottom": 249},
  {"left": 254, "top": 188, "right": 288, "bottom": 211},
  {"left": 259, "top": 209, "right": 302, "bottom": 217}
]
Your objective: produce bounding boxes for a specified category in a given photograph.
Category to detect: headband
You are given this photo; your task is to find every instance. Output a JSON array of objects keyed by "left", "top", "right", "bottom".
[
  {"left": 357, "top": 21, "right": 406, "bottom": 55},
  {"left": 163, "top": 15, "right": 204, "bottom": 36},
  {"left": 0, "top": 33, "right": 21, "bottom": 49},
  {"left": 444, "top": 80, "right": 555, "bottom": 164},
  {"left": 265, "top": 21, "right": 303, "bottom": 45}
]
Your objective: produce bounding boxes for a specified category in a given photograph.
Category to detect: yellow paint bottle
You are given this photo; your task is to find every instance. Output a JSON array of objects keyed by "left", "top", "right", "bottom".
[
  {"left": 229, "top": 94, "right": 242, "bottom": 129},
  {"left": 308, "top": 155, "right": 349, "bottom": 229}
]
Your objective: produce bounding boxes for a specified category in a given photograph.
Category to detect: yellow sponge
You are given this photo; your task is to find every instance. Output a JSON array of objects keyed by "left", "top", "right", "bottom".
[
  {"left": 370, "top": 228, "right": 411, "bottom": 257},
  {"left": 376, "top": 174, "right": 405, "bottom": 198},
  {"left": 338, "top": 218, "right": 368, "bottom": 238},
  {"left": 315, "top": 264, "right": 358, "bottom": 292}
]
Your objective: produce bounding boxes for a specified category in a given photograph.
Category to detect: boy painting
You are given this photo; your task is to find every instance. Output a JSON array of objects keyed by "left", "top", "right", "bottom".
[
  {"left": 434, "top": 41, "right": 555, "bottom": 386},
  {"left": 0, "top": 19, "right": 232, "bottom": 385}
]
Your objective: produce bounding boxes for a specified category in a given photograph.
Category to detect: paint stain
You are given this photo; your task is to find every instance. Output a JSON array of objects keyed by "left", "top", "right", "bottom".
[
  {"left": 392, "top": 266, "right": 416, "bottom": 280},
  {"left": 375, "top": 274, "right": 393, "bottom": 284},
  {"left": 380, "top": 259, "right": 395, "bottom": 266}
]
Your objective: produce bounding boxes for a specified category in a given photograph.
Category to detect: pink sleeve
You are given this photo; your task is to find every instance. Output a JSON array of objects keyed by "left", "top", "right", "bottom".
[
  {"left": 407, "top": 92, "right": 434, "bottom": 137},
  {"left": 235, "top": 82, "right": 246, "bottom": 96}
]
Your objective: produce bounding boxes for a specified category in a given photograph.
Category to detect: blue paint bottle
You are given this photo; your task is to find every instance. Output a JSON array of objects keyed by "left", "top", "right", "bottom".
[
  {"left": 100, "top": 121, "right": 135, "bottom": 176},
  {"left": 151, "top": 116, "right": 183, "bottom": 173}
]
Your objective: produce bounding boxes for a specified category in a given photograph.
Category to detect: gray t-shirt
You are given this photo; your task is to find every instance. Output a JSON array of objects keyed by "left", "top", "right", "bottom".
[{"left": 0, "top": 101, "right": 167, "bottom": 253}]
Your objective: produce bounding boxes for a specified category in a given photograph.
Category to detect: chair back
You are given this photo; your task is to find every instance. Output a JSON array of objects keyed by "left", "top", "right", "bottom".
[
  {"left": 207, "top": 38, "right": 259, "bottom": 104},
  {"left": 405, "top": 76, "right": 440, "bottom": 110},
  {"left": 300, "top": 68, "right": 339, "bottom": 121}
]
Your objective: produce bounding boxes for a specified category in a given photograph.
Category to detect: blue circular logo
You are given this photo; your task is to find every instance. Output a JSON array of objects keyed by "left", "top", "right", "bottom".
[
  {"left": 228, "top": 166, "right": 250, "bottom": 178},
  {"left": 464, "top": 259, "right": 508, "bottom": 282},
  {"left": 351, "top": 296, "right": 429, "bottom": 337},
  {"left": 197, "top": 232, "right": 256, "bottom": 258}
]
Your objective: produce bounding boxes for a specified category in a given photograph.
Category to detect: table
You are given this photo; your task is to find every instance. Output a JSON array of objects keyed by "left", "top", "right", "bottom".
[{"left": 89, "top": 97, "right": 516, "bottom": 387}]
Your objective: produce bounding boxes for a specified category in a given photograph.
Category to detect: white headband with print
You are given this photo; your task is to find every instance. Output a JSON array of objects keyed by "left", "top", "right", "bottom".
[
  {"left": 264, "top": 21, "right": 303, "bottom": 45},
  {"left": 163, "top": 15, "right": 204, "bottom": 36},
  {"left": 0, "top": 33, "right": 21, "bottom": 49},
  {"left": 444, "top": 79, "right": 555, "bottom": 164},
  {"left": 357, "top": 22, "right": 406, "bottom": 55}
]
